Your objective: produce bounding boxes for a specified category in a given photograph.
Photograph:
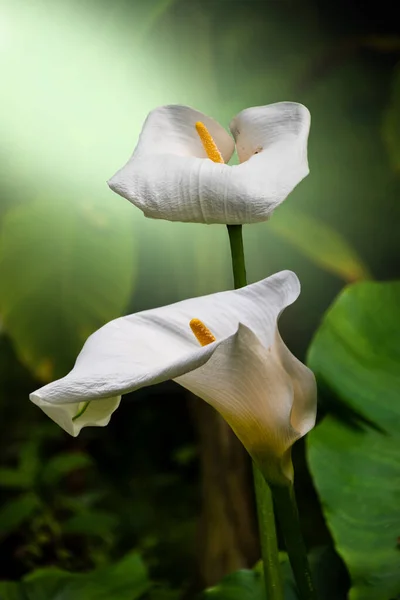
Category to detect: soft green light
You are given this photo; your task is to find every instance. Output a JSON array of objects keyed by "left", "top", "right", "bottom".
[
  {"left": 1, "top": 4, "right": 133, "bottom": 193},
  {"left": 0, "top": 0, "right": 214, "bottom": 203}
]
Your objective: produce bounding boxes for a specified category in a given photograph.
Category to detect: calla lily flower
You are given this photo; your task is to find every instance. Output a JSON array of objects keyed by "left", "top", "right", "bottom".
[
  {"left": 30, "top": 271, "right": 316, "bottom": 484},
  {"left": 107, "top": 102, "right": 311, "bottom": 225}
]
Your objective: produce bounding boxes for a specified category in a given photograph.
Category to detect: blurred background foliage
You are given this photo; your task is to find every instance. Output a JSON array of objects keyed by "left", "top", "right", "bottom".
[{"left": 0, "top": 0, "right": 400, "bottom": 598}]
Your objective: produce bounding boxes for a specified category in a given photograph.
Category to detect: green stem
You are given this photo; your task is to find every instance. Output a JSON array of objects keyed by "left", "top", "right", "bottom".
[
  {"left": 271, "top": 484, "right": 317, "bottom": 600},
  {"left": 253, "top": 466, "right": 285, "bottom": 600},
  {"left": 227, "top": 225, "right": 247, "bottom": 289},
  {"left": 226, "top": 224, "right": 284, "bottom": 600}
]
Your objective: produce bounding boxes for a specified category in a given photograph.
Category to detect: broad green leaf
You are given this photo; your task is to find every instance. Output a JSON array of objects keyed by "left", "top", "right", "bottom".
[
  {"left": 0, "top": 493, "right": 41, "bottom": 537},
  {"left": 269, "top": 207, "right": 370, "bottom": 282},
  {"left": 0, "top": 551, "right": 150, "bottom": 600},
  {"left": 0, "top": 200, "right": 135, "bottom": 380},
  {"left": 307, "top": 281, "right": 400, "bottom": 600},
  {"left": 41, "top": 452, "right": 93, "bottom": 487}
]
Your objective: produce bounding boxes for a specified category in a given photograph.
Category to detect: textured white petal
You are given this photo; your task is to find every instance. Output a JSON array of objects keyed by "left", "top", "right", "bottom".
[
  {"left": 129, "top": 105, "right": 235, "bottom": 162},
  {"left": 108, "top": 102, "right": 310, "bottom": 224},
  {"left": 274, "top": 330, "right": 317, "bottom": 438},
  {"left": 29, "top": 395, "right": 121, "bottom": 437},
  {"left": 176, "top": 323, "right": 316, "bottom": 484},
  {"left": 230, "top": 102, "right": 310, "bottom": 163},
  {"left": 30, "top": 271, "right": 299, "bottom": 434},
  {"left": 227, "top": 102, "right": 311, "bottom": 221}
]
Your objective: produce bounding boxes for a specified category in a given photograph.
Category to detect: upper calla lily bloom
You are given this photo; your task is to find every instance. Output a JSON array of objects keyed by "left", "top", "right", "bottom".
[
  {"left": 107, "top": 102, "right": 311, "bottom": 225},
  {"left": 30, "top": 271, "right": 316, "bottom": 484}
]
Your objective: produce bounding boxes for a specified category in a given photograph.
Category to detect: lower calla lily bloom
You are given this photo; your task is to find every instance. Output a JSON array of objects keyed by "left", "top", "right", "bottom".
[
  {"left": 107, "top": 102, "right": 311, "bottom": 225},
  {"left": 30, "top": 271, "right": 316, "bottom": 484}
]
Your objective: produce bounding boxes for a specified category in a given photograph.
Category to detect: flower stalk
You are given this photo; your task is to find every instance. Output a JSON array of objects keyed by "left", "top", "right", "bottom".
[
  {"left": 226, "top": 223, "right": 317, "bottom": 600},
  {"left": 227, "top": 225, "right": 248, "bottom": 289},
  {"left": 271, "top": 484, "right": 318, "bottom": 600},
  {"left": 253, "top": 465, "right": 285, "bottom": 600},
  {"left": 226, "top": 223, "right": 283, "bottom": 600}
]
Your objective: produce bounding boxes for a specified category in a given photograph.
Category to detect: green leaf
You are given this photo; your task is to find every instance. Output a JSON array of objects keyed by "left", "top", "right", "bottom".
[
  {"left": 201, "top": 548, "right": 350, "bottom": 599},
  {"left": 202, "top": 554, "right": 299, "bottom": 600},
  {"left": 202, "top": 569, "right": 265, "bottom": 600},
  {"left": 0, "top": 580, "right": 25, "bottom": 600},
  {"left": 0, "top": 493, "right": 41, "bottom": 537},
  {"left": 40, "top": 452, "right": 93, "bottom": 487},
  {"left": 18, "top": 439, "right": 41, "bottom": 484},
  {"left": 0, "top": 551, "right": 150, "bottom": 600},
  {"left": 269, "top": 207, "right": 370, "bottom": 282},
  {"left": 0, "top": 469, "right": 31, "bottom": 490},
  {"left": 63, "top": 510, "right": 118, "bottom": 537},
  {"left": 307, "top": 281, "right": 400, "bottom": 600},
  {"left": 0, "top": 200, "right": 135, "bottom": 380},
  {"left": 19, "top": 569, "right": 72, "bottom": 600}
]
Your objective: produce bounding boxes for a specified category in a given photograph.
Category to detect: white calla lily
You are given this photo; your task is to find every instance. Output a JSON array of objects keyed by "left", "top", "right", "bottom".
[
  {"left": 107, "top": 103, "right": 310, "bottom": 225},
  {"left": 30, "top": 270, "right": 316, "bottom": 484}
]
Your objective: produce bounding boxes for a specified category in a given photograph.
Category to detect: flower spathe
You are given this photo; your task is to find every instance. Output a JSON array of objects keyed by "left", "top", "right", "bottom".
[
  {"left": 30, "top": 271, "right": 316, "bottom": 484},
  {"left": 107, "top": 103, "right": 311, "bottom": 225}
]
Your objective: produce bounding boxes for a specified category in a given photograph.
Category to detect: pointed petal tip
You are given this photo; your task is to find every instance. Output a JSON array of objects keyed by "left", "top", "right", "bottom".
[
  {"left": 268, "top": 269, "right": 301, "bottom": 304},
  {"left": 106, "top": 173, "right": 118, "bottom": 191},
  {"left": 107, "top": 171, "right": 131, "bottom": 203},
  {"left": 29, "top": 390, "right": 121, "bottom": 437}
]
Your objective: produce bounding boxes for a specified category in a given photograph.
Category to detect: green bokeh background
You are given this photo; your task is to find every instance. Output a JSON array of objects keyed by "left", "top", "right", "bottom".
[{"left": 0, "top": 0, "right": 399, "bottom": 596}]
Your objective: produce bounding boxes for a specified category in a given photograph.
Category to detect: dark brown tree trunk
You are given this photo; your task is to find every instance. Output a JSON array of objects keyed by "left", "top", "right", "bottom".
[{"left": 190, "top": 395, "right": 259, "bottom": 588}]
